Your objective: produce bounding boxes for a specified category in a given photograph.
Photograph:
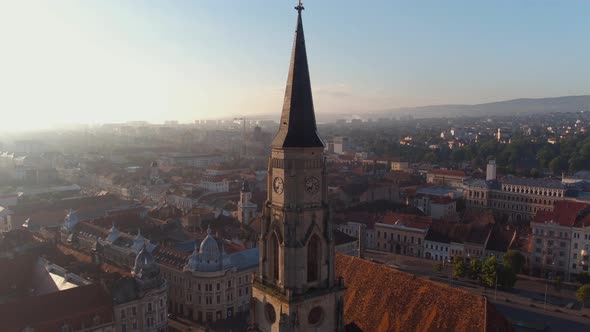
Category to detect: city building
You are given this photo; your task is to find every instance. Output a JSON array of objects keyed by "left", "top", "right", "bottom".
[
  {"left": 59, "top": 210, "right": 258, "bottom": 324},
  {"left": 332, "top": 136, "right": 351, "bottom": 155},
  {"left": 531, "top": 201, "right": 590, "bottom": 280},
  {"left": 426, "top": 169, "right": 468, "bottom": 188},
  {"left": 172, "top": 226, "right": 258, "bottom": 322},
  {"left": 375, "top": 212, "right": 431, "bottom": 257},
  {"left": 413, "top": 194, "right": 456, "bottom": 220},
  {"left": 112, "top": 246, "right": 168, "bottom": 332},
  {"left": 336, "top": 218, "right": 377, "bottom": 250},
  {"left": 334, "top": 229, "right": 359, "bottom": 257},
  {"left": 464, "top": 176, "right": 567, "bottom": 222}
]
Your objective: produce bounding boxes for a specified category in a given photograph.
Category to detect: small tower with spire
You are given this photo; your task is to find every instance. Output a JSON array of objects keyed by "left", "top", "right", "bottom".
[
  {"left": 238, "top": 179, "right": 258, "bottom": 225},
  {"left": 149, "top": 161, "right": 160, "bottom": 184}
]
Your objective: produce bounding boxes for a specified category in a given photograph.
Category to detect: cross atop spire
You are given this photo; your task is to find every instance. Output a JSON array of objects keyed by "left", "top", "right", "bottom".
[
  {"left": 295, "top": 0, "right": 304, "bottom": 13},
  {"left": 271, "top": 0, "right": 324, "bottom": 149}
]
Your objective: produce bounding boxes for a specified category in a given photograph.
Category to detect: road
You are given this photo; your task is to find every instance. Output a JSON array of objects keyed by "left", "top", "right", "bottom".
[
  {"left": 168, "top": 317, "right": 206, "bottom": 332},
  {"left": 364, "top": 250, "right": 590, "bottom": 331}
]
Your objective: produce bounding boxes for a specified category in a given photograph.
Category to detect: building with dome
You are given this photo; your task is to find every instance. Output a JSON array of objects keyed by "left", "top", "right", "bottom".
[
  {"left": 111, "top": 245, "right": 168, "bottom": 332},
  {"left": 159, "top": 225, "right": 258, "bottom": 323},
  {"left": 58, "top": 209, "right": 259, "bottom": 325}
]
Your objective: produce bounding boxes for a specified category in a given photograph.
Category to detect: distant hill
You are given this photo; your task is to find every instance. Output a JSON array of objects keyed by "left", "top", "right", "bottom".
[{"left": 379, "top": 95, "right": 590, "bottom": 118}]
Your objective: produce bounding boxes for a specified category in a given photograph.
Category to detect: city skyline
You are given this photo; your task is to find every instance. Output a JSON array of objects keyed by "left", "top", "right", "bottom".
[{"left": 2, "top": 1, "right": 590, "bottom": 131}]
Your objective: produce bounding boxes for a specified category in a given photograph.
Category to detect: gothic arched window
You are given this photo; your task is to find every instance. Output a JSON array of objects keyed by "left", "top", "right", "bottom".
[
  {"left": 270, "top": 233, "right": 280, "bottom": 282},
  {"left": 307, "top": 234, "right": 321, "bottom": 283}
]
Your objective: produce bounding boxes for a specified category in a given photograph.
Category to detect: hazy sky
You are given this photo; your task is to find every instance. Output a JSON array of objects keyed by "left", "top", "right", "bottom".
[{"left": 1, "top": 1, "right": 590, "bottom": 131}]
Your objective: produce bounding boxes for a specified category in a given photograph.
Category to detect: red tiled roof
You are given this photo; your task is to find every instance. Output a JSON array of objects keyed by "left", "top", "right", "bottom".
[
  {"left": 0, "top": 284, "right": 114, "bottom": 332},
  {"left": 533, "top": 201, "right": 590, "bottom": 227},
  {"left": 0, "top": 254, "right": 36, "bottom": 295},
  {"left": 380, "top": 212, "right": 432, "bottom": 230},
  {"left": 336, "top": 254, "right": 513, "bottom": 332}
]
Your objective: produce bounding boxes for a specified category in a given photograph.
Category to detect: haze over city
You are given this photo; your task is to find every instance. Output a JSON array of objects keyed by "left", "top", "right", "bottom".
[
  {"left": 2, "top": 0, "right": 590, "bottom": 131},
  {"left": 2, "top": 2, "right": 590, "bottom": 332}
]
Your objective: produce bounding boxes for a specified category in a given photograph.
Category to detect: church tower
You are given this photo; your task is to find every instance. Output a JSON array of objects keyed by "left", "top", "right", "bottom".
[
  {"left": 250, "top": 2, "right": 345, "bottom": 331},
  {"left": 238, "top": 179, "right": 258, "bottom": 225}
]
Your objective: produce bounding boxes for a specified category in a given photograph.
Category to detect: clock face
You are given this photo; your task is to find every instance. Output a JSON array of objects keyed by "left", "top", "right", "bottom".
[
  {"left": 305, "top": 177, "right": 320, "bottom": 195},
  {"left": 273, "top": 177, "right": 284, "bottom": 194}
]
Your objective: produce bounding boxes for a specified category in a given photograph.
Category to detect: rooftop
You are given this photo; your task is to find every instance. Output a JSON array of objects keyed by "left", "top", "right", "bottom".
[
  {"left": 0, "top": 284, "right": 113, "bottom": 332},
  {"left": 428, "top": 169, "right": 467, "bottom": 177},
  {"left": 336, "top": 254, "right": 513, "bottom": 332},
  {"left": 533, "top": 201, "right": 590, "bottom": 227},
  {"left": 501, "top": 176, "right": 566, "bottom": 189},
  {"left": 334, "top": 229, "right": 358, "bottom": 246}
]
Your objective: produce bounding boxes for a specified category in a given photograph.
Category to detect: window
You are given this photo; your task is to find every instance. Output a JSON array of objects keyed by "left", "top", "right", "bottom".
[
  {"left": 121, "top": 309, "right": 126, "bottom": 319},
  {"left": 270, "top": 233, "right": 280, "bottom": 282},
  {"left": 307, "top": 235, "right": 321, "bottom": 282},
  {"left": 228, "top": 280, "right": 231, "bottom": 288},
  {"left": 217, "top": 283, "right": 220, "bottom": 291},
  {"left": 132, "top": 307, "right": 137, "bottom": 316},
  {"left": 148, "top": 303, "right": 152, "bottom": 312},
  {"left": 121, "top": 324, "right": 127, "bottom": 332}
]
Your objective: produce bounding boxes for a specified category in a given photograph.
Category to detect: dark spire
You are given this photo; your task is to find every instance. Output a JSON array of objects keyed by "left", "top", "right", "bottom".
[{"left": 271, "top": 1, "right": 324, "bottom": 149}]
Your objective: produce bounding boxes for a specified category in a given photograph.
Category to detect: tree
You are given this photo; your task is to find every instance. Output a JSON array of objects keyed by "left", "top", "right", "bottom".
[
  {"left": 503, "top": 250, "right": 526, "bottom": 274},
  {"left": 529, "top": 168, "right": 541, "bottom": 178},
  {"left": 468, "top": 258, "right": 482, "bottom": 280},
  {"left": 549, "top": 156, "right": 567, "bottom": 174},
  {"left": 578, "top": 272, "right": 590, "bottom": 285},
  {"left": 536, "top": 145, "right": 557, "bottom": 168},
  {"left": 576, "top": 285, "right": 590, "bottom": 308},
  {"left": 453, "top": 259, "right": 467, "bottom": 278},
  {"left": 433, "top": 263, "right": 443, "bottom": 274},
  {"left": 497, "top": 265, "right": 517, "bottom": 290},
  {"left": 569, "top": 156, "right": 590, "bottom": 173},
  {"left": 481, "top": 256, "right": 498, "bottom": 287}
]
